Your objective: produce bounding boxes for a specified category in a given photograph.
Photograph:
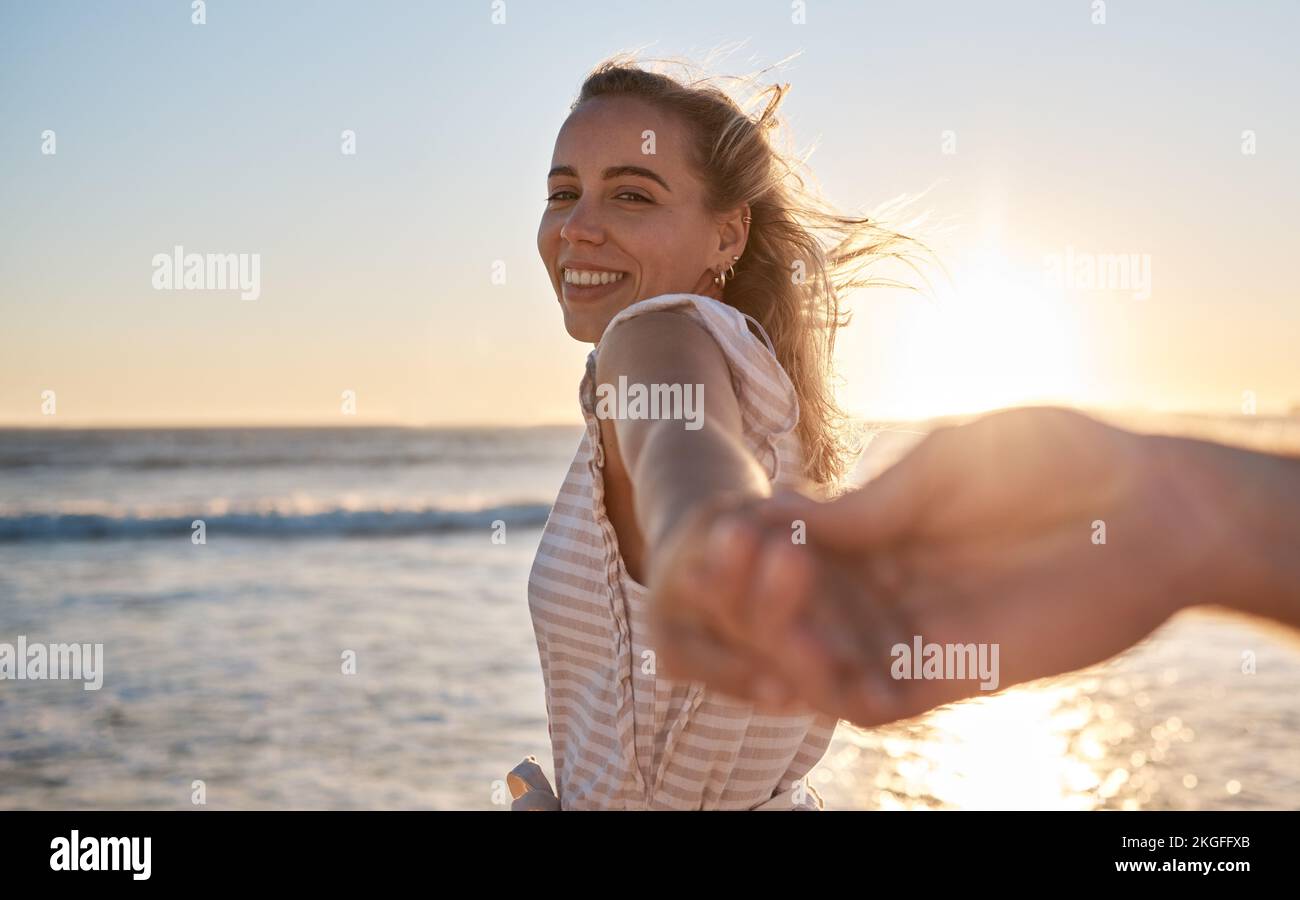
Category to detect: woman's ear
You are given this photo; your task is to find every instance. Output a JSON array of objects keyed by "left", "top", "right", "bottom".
[{"left": 715, "top": 205, "right": 750, "bottom": 261}]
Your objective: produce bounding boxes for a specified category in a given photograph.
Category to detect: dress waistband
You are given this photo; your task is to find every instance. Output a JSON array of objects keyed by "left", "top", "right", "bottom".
[{"left": 506, "top": 756, "right": 822, "bottom": 810}]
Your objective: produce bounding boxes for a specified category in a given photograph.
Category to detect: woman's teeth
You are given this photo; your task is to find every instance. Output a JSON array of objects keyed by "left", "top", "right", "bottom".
[{"left": 563, "top": 268, "right": 626, "bottom": 286}]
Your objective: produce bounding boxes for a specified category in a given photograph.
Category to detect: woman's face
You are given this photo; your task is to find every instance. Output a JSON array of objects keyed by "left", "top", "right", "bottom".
[{"left": 537, "top": 95, "right": 734, "bottom": 343}]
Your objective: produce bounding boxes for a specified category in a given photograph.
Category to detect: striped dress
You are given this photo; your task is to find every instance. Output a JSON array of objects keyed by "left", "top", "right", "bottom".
[{"left": 524, "top": 292, "right": 839, "bottom": 810}]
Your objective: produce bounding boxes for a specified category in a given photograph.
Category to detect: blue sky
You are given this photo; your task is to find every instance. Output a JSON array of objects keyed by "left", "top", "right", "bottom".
[{"left": 2, "top": 0, "right": 1297, "bottom": 424}]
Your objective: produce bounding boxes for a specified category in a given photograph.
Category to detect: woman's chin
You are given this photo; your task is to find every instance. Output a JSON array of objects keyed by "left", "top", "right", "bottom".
[
  {"left": 561, "top": 307, "right": 605, "bottom": 344},
  {"left": 560, "top": 299, "right": 626, "bottom": 344}
]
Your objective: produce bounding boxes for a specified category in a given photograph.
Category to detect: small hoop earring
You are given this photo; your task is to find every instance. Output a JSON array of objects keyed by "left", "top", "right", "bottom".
[{"left": 713, "top": 255, "right": 742, "bottom": 290}]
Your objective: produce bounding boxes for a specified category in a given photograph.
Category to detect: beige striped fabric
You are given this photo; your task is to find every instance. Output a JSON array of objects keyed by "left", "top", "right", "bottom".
[{"left": 525, "top": 292, "right": 839, "bottom": 810}]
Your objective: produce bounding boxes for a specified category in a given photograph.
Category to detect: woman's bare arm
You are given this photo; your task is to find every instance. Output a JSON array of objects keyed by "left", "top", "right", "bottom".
[
  {"left": 594, "top": 310, "right": 779, "bottom": 698},
  {"left": 594, "top": 310, "right": 768, "bottom": 557}
]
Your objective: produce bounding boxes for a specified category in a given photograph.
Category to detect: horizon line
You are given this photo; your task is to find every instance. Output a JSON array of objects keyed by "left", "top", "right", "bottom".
[{"left": 1, "top": 404, "right": 1296, "bottom": 431}]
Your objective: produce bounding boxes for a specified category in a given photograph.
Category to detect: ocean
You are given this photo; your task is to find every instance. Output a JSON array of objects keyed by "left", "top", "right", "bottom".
[{"left": 1, "top": 416, "right": 1297, "bottom": 809}]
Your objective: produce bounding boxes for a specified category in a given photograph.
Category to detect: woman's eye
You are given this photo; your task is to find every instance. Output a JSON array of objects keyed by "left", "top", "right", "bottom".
[{"left": 544, "top": 189, "right": 652, "bottom": 204}]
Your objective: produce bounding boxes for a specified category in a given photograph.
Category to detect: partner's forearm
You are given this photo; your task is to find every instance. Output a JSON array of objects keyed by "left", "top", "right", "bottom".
[
  {"left": 1164, "top": 434, "right": 1300, "bottom": 626},
  {"left": 628, "top": 420, "right": 770, "bottom": 559}
]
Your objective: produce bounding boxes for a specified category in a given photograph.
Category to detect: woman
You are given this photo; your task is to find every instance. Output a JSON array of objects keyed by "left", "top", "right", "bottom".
[{"left": 511, "top": 56, "right": 917, "bottom": 810}]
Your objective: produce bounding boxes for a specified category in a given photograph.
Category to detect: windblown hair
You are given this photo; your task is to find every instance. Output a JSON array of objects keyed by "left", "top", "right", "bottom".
[{"left": 573, "top": 55, "right": 925, "bottom": 489}]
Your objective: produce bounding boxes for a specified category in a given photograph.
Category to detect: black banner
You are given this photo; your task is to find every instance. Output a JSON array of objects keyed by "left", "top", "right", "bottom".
[{"left": 1, "top": 810, "right": 1287, "bottom": 887}]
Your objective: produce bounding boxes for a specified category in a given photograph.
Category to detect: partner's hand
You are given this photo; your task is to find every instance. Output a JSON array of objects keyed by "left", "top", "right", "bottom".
[{"left": 744, "top": 407, "right": 1220, "bottom": 726}]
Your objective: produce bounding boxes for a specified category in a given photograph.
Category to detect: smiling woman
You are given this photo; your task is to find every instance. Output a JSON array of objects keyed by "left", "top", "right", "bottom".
[
  {"left": 539, "top": 97, "right": 736, "bottom": 343},
  {"left": 516, "top": 55, "right": 927, "bottom": 810}
]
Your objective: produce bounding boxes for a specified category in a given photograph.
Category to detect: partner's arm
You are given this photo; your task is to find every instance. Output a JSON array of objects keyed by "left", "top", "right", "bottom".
[
  {"left": 781, "top": 412, "right": 1300, "bottom": 723},
  {"left": 651, "top": 407, "right": 1300, "bottom": 726},
  {"left": 1154, "top": 433, "right": 1300, "bottom": 629}
]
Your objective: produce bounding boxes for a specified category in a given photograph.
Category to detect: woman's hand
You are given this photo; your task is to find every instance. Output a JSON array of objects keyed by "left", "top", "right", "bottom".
[{"left": 649, "top": 490, "right": 903, "bottom": 716}]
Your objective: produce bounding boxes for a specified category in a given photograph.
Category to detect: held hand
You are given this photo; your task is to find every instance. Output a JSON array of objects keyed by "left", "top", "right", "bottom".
[
  {"left": 748, "top": 408, "right": 1215, "bottom": 725},
  {"left": 646, "top": 496, "right": 794, "bottom": 708},
  {"left": 654, "top": 408, "right": 1224, "bottom": 728},
  {"left": 648, "top": 493, "right": 899, "bottom": 715}
]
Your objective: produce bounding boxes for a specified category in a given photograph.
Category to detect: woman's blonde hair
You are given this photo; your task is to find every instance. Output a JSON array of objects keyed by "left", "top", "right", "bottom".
[{"left": 573, "top": 54, "right": 925, "bottom": 488}]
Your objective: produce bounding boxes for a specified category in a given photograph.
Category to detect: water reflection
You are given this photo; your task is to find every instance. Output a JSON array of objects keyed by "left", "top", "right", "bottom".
[{"left": 815, "top": 610, "right": 1296, "bottom": 810}]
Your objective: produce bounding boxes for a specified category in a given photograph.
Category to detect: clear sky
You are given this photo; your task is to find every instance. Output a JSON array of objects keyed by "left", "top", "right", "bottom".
[{"left": 2, "top": 0, "right": 1296, "bottom": 426}]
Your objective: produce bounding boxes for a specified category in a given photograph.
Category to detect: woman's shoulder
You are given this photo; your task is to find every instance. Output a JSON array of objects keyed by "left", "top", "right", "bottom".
[
  {"left": 592, "top": 293, "right": 790, "bottom": 400},
  {"left": 594, "top": 302, "right": 723, "bottom": 372},
  {"left": 584, "top": 293, "right": 801, "bottom": 481},
  {"left": 594, "top": 293, "right": 779, "bottom": 373},
  {"left": 596, "top": 293, "right": 741, "bottom": 345}
]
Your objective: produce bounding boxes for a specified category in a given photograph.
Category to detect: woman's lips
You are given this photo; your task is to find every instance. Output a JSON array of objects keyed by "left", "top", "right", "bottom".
[{"left": 561, "top": 268, "right": 628, "bottom": 303}]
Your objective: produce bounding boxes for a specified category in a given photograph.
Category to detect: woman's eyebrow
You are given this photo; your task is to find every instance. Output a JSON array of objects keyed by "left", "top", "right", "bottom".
[{"left": 546, "top": 164, "right": 672, "bottom": 192}]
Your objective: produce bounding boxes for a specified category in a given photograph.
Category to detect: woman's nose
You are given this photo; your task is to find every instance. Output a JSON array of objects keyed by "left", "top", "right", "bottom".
[{"left": 559, "top": 197, "right": 605, "bottom": 246}]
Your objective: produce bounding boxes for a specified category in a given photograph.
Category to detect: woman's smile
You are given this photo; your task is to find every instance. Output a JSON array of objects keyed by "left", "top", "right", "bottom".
[{"left": 560, "top": 265, "right": 630, "bottom": 303}]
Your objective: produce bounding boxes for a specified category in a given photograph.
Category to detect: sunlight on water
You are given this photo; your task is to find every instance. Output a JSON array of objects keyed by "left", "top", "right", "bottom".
[
  {"left": 814, "top": 609, "right": 1299, "bottom": 811},
  {"left": 818, "top": 682, "right": 1104, "bottom": 810},
  {"left": 891, "top": 685, "right": 1101, "bottom": 810}
]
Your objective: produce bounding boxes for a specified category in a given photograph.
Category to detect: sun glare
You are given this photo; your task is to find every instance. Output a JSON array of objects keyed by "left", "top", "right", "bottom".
[{"left": 840, "top": 245, "right": 1091, "bottom": 421}]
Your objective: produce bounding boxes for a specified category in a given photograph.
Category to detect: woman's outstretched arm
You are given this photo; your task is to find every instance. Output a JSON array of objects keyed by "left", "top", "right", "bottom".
[
  {"left": 593, "top": 309, "right": 784, "bottom": 698},
  {"left": 595, "top": 309, "right": 768, "bottom": 554}
]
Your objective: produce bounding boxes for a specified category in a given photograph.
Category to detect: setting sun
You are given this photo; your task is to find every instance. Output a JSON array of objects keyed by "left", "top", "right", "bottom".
[{"left": 837, "top": 242, "right": 1090, "bottom": 421}]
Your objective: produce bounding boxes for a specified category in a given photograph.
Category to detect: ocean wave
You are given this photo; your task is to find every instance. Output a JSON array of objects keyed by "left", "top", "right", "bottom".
[
  {"left": 0, "top": 451, "right": 566, "bottom": 470},
  {"left": 0, "top": 502, "right": 553, "bottom": 542},
  {"left": 0, "top": 426, "right": 584, "bottom": 471}
]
